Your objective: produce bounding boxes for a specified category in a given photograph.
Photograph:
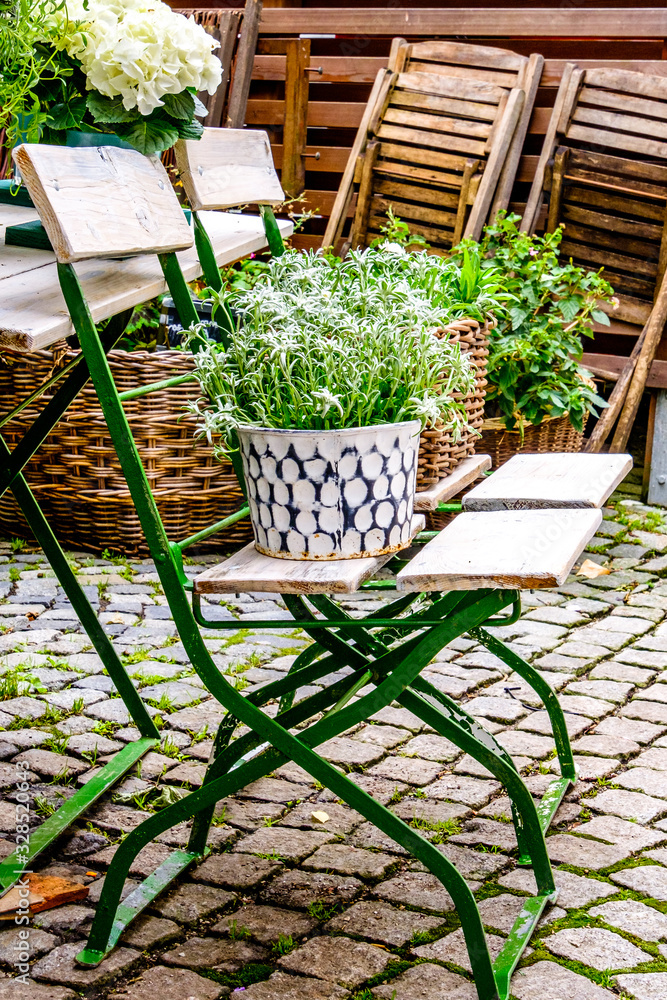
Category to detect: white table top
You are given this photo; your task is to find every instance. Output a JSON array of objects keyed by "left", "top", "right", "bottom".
[{"left": 0, "top": 205, "right": 292, "bottom": 353}]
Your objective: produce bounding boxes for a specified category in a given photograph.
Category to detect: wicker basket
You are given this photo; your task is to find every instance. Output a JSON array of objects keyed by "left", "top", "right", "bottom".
[
  {"left": 416, "top": 315, "right": 493, "bottom": 489},
  {"left": 479, "top": 413, "right": 588, "bottom": 469},
  {"left": 0, "top": 348, "right": 253, "bottom": 556}
]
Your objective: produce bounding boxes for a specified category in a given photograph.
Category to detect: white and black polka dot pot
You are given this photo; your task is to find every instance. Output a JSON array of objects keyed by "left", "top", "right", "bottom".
[{"left": 237, "top": 421, "right": 420, "bottom": 560}]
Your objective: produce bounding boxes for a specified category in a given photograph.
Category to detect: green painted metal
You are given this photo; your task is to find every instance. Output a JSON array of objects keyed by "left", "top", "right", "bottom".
[
  {"left": 0, "top": 738, "right": 158, "bottom": 893},
  {"left": 193, "top": 210, "right": 223, "bottom": 291},
  {"left": 537, "top": 777, "right": 573, "bottom": 833},
  {"left": 493, "top": 890, "right": 557, "bottom": 1000},
  {"left": 0, "top": 179, "right": 34, "bottom": 207},
  {"left": 118, "top": 372, "right": 197, "bottom": 402},
  {"left": 473, "top": 626, "right": 577, "bottom": 782},
  {"left": 259, "top": 205, "right": 286, "bottom": 257},
  {"left": 177, "top": 505, "right": 250, "bottom": 551},
  {"left": 77, "top": 847, "right": 208, "bottom": 966},
  {"left": 157, "top": 253, "right": 200, "bottom": 330}
]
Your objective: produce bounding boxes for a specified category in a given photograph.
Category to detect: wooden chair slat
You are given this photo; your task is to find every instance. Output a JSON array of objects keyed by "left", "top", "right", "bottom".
[
  {"left": 375, "top": 123, "right": 488, "bottom": 159},
  {"left": 567, "top": 147, "right": 667, "bottom": 185},
  {"left": 584, "top": 67, "right": 667, "bottom": 103},
  {"left": 369, "top": 197, "right": 457, "bottom": 230},
  {"left": 403, "top": 62, "right": 515, "bottom": 91},
  {"left": 383, "top": 107, "right": 493, "bottom": 141},
  {"left": 561, "top": 220, "right": 660, "bottom": 262},
  {"left": 194, "top": 516, "right": 425, "bottom": 595},
  {"left": 462, "top": 453, "right": 632, "bottom": 511},
  {"left": 414, "top": 454, "right": 491, "bottom": 512},
  {"left": 175, "top": 128, "right": 284, "bottom": 212},
  {"left": 559, "top": 239, "right": 658, "bottom": 277},
  {"left": 396, "top": 71, "right": 506, "bottom": 104},
  {"left": 396, "top": 508, "right": 603, "bottom": 592},
  {"left": 566, "top": 184, "right": 666, "bottom": 221},
  {"left": 377, "top": 142, "right": 470, "bottom": 173},
  {"left": 368, "top": 215, "right": 455, "bottom": 244},
  {"left": 390, "top": 89, "right": 498, "bottom": 124},
  {"left": 14, "top": 145, "right": 193, "bottom": 264},
  {"left": 408, "top": 40, "right": 526, "bottom": 74},
  {"left": 374, "top": 177, "right": 461, "bottom": 209},
  {"left": 567, "top": 123, "right": 667, "bottom": 161},
  {"left": 579, "top": 86, "right": 667, "bottom": 125},
  {"left": 572, "top": 106, "right": 667, "bottom": 143},
  {"left": 374, "top": 159, "right": 464, "bottom": 188},
  {"left": 562, "top": 204, "right": 663, "bottom": 242}
]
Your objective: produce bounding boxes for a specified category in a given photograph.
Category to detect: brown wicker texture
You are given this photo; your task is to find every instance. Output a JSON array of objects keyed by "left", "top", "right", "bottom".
[
  {"left": 479, "top": 413, "right": 588, "bottom": 470},
  {"left": 416, "top": 315, "right": 493, "bottom": 489},
  {"left": 0, "top": 349, "right": 252, "bottom": 556}
]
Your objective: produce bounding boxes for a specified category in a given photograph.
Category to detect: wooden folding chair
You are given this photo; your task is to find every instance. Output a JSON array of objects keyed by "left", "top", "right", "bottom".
[
  {"left": 324, "top": 40, "right": 544, "bottom": 254},
  {"left": 523, "top": 66, "right": 667, "bottom": 459},
  {"left": 174, "top": 127, "right": 286, "bottom": 292}
]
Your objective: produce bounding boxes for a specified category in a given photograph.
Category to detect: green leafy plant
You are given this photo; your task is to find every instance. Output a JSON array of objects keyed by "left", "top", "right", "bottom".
[
  {"left": 187, "top": 246, "right": 508, "bottom": 449},
  {"left": 0, "top": 0, "right": 222, "bottom": 157},
  {"left": 454, "top": 213, "right": 613, "bottom": 433}
]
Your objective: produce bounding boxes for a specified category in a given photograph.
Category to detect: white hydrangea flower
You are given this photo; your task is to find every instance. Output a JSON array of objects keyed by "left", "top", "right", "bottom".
[{"left": 44, "top": 0, "right": 222, "bottom": 116}]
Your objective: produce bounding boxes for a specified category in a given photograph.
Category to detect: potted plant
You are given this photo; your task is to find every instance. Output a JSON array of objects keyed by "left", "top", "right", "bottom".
[
  {"left": 0, "top": 0, "right": 222, "bottom": 158},
  {"left": 187, "top": 246, "right": 490, "bottom": 560},
  {"left": 453, "top": 213, "right": 613, "bottom": 466}
]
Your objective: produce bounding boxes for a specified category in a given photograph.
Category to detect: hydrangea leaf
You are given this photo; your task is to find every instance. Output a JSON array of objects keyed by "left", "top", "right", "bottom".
[
  {"left": 86, "top": 91, "right": 135, "bottom": 124},
  {"left": 121, "top": 117, "right": 180, "bottom": 155},
  {"left": 162, "top": 91, "right": 196, "bottom": 121}
]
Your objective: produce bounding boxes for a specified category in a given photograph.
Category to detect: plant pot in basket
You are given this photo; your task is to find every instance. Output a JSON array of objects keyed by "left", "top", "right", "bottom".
[
  {"left": 238, "top": 421, "right": 420, "bottom": 560},
  {"left": 479, "top": 413, "right": 588, "bottom": 469}
]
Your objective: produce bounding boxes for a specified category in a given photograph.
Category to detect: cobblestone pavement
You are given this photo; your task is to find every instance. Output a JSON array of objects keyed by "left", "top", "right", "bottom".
[{"left": 4, "top": 472, "right": 667, "bottom": 998}]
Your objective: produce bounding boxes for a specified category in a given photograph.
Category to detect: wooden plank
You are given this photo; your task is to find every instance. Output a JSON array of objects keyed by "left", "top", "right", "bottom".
[
  {"left": 175, "top": 129, "right": 284, "bottom": 212},
  {"left": 585, "top": 66, "right": 667, "bottom": 102},
  {"left": 259, "top": 9, "right": 667, "bottom": 39},
  {"left": 374, "top": 159, "right": 463, "bottom": 189},
  {"left": 562, "top": 203, "right": 662, "bottom": 242},
  {"left": 226, "top": 0, "right": 263, "bottom": 128},
  {"left": 282, "top": 37, "right": 310, "bottom": 197},
  {"left": 492, "top": 51, "right": 545, "bottom": 219},
  {"left": 579, "top": 85, "right": 667, "bottom": 124},
  {"left": 559, "top": 239, "right": 658, "bottom": 278},
  {"left": 374, "top": 177, "right": 460, "bottom": 209},
  {"left": 408, "top": 40, "right": 525, "bottom": 74},
  {"left": 377, "top": 142, "right": 470, "bottom": 174},
  {"left": 560, "top": 220, "right": 660, "bottom": 261},
  {"left": 396, "top": 71, "right": 506, "bottom": 105},
  {"left": 383, "top": 106, "right": 493, "bottom": 140},
  {"left": 390, "top": 88, "right": 498, "bottom": 123},
  {"left": 369, "top": 196, "right": 457, "bottom": 231},
  {"left": 376, "top": 122, "right": 488, "bottom": 158},
  {"left": 567, "top": 122, "right": 667, "bottom": 161},
  {"left": 414, "top": 454, "right": 491, "bottom": 512},
  {"left": 15, "top": 145, "right": 193, "bottom": 264},
  {"left": 349, "top": 141, "right": 379, "bottom": 249},
  {"left": 565, "top": 183, "right": 666, "bottom": 221},
  {"left": 396, "top": 508, "right": 602, "bottom": 592},
  {"left": 462, "top": 453, "right": 632, "bottom": 511},
  {"left": 573, "top": 105, "right": 667, "bottom": 143},
  {"left": 648, "top": 389, "right": 667, "bottom": 505},
  {"left": 404, "top": 61, "right": 515, "bottom": 90},
  {"left": 0, "top": 210, "right": 293, "bottom": 353},
  {"left": 465, "top": 87, "right": 524, "bottom": 240},
  {"left": 582, "top": 352, "right": 667, "bottom": 389},
  {"left": 194, "top": 515, "right": 425, "bottom": 595},
  {"left": 567, "top": 146, "right": 667, "bottom": 185}
]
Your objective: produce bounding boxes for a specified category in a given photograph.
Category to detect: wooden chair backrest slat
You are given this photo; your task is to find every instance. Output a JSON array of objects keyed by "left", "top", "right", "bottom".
[
  {"left": 175, "top": 128, "right": 284, "bottom": 212},
  {"left": 407, "top": 40, "right": 526, "bottom": 75},
  {"left": 13, "top": 144, "right": 193, "bottom": 264}
]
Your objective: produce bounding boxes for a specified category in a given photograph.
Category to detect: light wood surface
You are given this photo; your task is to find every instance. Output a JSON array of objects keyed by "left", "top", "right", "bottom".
[
  {"left": 414, "top": 454, "right": 491, "bottom": 512},
  {"left": 175, "top": 128, "right": 284, "bottom": 211},
  {"left": 397, "top": 508, "right": 602, "bottom": 592},
  {"left": 462, "top": 453, "right": 632, "bottom": 511},
  {"left": 0, "top": 209, "right": 293, "bottom": 353},
  {"left": 14, "top": 144, "right": 193, "bottom": 263},
  {"left": 194, "top": 516, "right": 425, "bottom": 595}
]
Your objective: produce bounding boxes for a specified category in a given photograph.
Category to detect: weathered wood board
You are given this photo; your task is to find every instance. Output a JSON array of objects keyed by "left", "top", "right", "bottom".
[
  {"left": 175, "top": 128, "right": 284, "bottom": 211},
  {"left": 396, "top": 508, "right": 602, "bottom": 591},
  {"left": 462, "top": 453, "right": 632, "bottom": 511},
  {"left": 414, "top": 454, "right": 491, "bottom": 512},
  {"left": 195, "top": 516, "right": 425, "bottom": 595}
]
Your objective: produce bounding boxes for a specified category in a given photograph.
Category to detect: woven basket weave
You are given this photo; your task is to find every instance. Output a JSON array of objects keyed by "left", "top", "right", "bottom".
[
  {"left": 416, "top": 316, "right": 493, "bottom": 490},
  {"left": 479, "top": 413, "right": 587, "bottom": 470},
  {"left": 0, "top": 348, "right": 252, "bottom": 556}
]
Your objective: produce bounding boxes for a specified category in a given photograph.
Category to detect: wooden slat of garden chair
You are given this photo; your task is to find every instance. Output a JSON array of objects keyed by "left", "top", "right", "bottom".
[
  {"left": 462, "top": 453, "right": 632, "bottom": 511},
  {"left": 397, "top": 508, "right": 602, "bottom": 592},
  {"left": 14, "top": 145, "right": 193, "bottom": 263},
  {"left": 175, "top": 128, "right": 284, "bottom": 211}
]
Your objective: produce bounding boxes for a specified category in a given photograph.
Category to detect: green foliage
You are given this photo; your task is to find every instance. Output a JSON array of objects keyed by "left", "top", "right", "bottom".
[
  {"left": 370, "top": 206, "right": 430, "bottom": 251},
  {"left": 227, "top": 920, "right": 252, "bottom": 941},
  {"left": 307, "top": 901, "right": 339, "bottom": 921},
  {"left": 9, "top": 537, "right": 25, "bottom": 553},
  {"left": 188, "top": 246, "right": 507, "bottom": 447},
  {"left": 270, "top": 934, "right": 296, "bottom": 957},
  {"left": 454, "top": 213, "right": 613, "bottom": 432}
]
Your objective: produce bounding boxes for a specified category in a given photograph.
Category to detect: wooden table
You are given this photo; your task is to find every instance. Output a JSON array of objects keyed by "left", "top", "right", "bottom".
[{"left": 0, "top": 205, "right": 293, "bottom": 351}]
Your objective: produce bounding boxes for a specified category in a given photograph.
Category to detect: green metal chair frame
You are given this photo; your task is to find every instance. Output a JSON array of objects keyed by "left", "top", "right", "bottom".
[{"left": 0, "top": 142, "right": 582, "bottom": 1000}]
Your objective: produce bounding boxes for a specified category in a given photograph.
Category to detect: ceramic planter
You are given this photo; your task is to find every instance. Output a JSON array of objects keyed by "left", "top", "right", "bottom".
[{"left": 237, "top": 421, "right": 420, "bottom": 560}]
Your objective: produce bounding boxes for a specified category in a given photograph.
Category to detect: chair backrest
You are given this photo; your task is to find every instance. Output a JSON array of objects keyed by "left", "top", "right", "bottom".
[
  {"left": 13, "top": 144, "right": 193, "bottom": 264},
  {"left": 175, "top": 128, "right": 284, "bottom": 211},
  {"left": 333, "top": 38, "right": 543, "bottom": 254},
  {"left": 525, "top": 66, "right": 667, "bottom": 325}
]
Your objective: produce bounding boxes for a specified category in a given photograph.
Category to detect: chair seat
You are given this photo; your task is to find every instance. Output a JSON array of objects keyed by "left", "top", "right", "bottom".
[
  {"left": 414, "top": 453, "right": 491, "bottom": 512},
  {"left": 396, "top": 507, "right": 602, "bottom": 591},
  {"left": 462, "top": 452, "right": 632, "bottom": 511},
  {"left": 193, "top": 515, "right": 425, "bottom": 595}
]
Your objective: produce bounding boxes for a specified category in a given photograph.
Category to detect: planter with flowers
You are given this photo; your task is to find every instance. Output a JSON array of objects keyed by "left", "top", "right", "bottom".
[
  {"left": 452, "top": 213, "right": 614, "bottom": 467},
  {"left": 187, "top": 245, "right": 503, "bottom": 560},
  {"left": 0, "top": 0, "right": 222, "bottom": 165}
]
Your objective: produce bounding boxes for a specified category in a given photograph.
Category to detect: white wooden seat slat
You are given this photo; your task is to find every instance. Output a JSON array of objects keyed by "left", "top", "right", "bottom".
[
  {"left": 396, "top": 508, "right": 602, "bottom": 591},
  {"left": 462, "top": 453, "right": 632, "bottom": 511},
  {"left": 194, "top": 516, "right": 425, "bottom": 595},
  {"left": 414, "top": 454, "right": 491, "bottom": 512}
]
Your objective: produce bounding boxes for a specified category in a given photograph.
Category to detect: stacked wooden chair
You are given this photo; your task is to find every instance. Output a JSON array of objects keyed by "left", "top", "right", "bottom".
[
  {"left": 324, "top": 40, "right": 544, "bottom": 254},
  {"left": 523, "top": 65, "right": 667, "bottom": 457}
]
